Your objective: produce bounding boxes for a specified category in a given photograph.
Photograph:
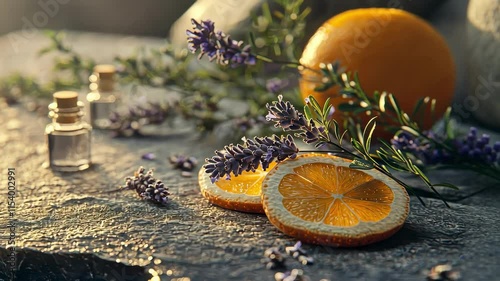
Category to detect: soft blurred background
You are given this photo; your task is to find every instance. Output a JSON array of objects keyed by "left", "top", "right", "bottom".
[{"left": 1, "top": 0, "right": 494, "bottom": 127}]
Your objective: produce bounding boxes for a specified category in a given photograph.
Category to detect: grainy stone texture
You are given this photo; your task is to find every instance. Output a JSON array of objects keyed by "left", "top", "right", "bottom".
[{"left": 1, "top": 32, "right": 500, "bottom": 281}]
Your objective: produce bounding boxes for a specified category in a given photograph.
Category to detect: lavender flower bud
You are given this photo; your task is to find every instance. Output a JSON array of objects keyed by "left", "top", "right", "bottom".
[
  {"left": 123, "top": 166, "right": 170, "bottom": 206},
  {"left": 204, "top": 135, "right": 298, "bottom": 183},
  {"left": 186, "top": 19, "right": 256, "bottom": 66}
]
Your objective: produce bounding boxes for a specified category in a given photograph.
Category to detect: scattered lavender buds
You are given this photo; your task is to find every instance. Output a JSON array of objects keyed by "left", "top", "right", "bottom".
[
  {"left": 204, "top": 135, "right": 298, "bottom": 183},
  {"left": 186, "top": 19, "right": 256, "bottom": 66},
  {"left": 169, "top": 154, "right": 198, "bottom": 177},
  {"left": 263, "top": 247, "right": 287, "bottom": 270},
  {"left": 285, "top": 241, "right": 314, "bottom": 265},
  {"left": 454, "top": 127, "right": 499, "bottom": 165},
  {"left": 275, "top": 269, "right": 311, "bottom": 281},
  {"left": 391, "top": 131, "right": 449, "bottom": 164},
  {"left": 392, "top": 127, "right": 500, "bottom": 166},
  {"left": 427, "top": 264, "right": 460, "bottom": 281},
  {"left": 109, "top": 101, "right": 171, "bottom": 137},
  {"left": 124, "top": 166, "right": 170, "bottom": 206},
  {"left": 266, "top": 95, "right": 329, "bottom": 144}
]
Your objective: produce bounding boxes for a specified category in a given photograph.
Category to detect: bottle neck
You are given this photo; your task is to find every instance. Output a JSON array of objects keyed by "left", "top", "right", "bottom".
[{"left": 48, "top": 101, "right": 85, "bottom": 124}]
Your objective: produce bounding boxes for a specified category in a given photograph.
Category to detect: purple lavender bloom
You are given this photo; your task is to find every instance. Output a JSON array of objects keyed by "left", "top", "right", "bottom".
[
  {"left": 266, "top": 95, "right": 329, "bottom": 144},
  {"left": 186, "top": 19, "right": 256, "bottom": 66},
  {"left": 393, "top": 127, "right": 499, "bottom": 166},
  {"left": 124, "top": 166, "right": 170, "bottom": 206},
  {"left": 204, "top": 135, "right": 298, "bottom": 183},
  {"left": 391, "top": 131, "right": 450, "bottom": 164},
  {"left": 454, "top": 127, "right": 499, "bottom": 165}
]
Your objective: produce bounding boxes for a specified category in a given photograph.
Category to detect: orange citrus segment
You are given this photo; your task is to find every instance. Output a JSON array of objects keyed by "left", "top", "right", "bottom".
[
  {"left": 279, "top": 173, "right": 332, "bottom": 198},
  {"left": 344, "top": 180, "right": 394, "bottom": 203},
  {"left": 261, "top": 153, "right": 409, "bottom": 247},
  {"left": 198, "top": 162, "right": 276, "bottom": 213},
  {"left": 343, "top": 198, "right": 391, "bottom": 222},
  {"left": 283, "top": 197, "right": 333, "bottom": 222},
  {"left": 215, "top": 171, "right": 266, "bottom": 196},
  {"left": 324, "top": 199, "right": 359, "bottom": 227}
]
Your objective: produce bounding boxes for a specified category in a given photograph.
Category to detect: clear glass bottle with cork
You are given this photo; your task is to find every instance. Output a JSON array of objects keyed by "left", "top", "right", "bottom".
[
  {"left": 86, "top": 64, "right": 120, "bottom": 129},
  {"left": 45, "top": 91, "right": 92, "bottom": 172}
]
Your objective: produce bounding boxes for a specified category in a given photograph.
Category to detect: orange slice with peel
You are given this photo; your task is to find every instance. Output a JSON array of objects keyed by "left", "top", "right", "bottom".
[
  {"left": 261, "top": 153, "right": 409, "bottom": 247},
  {"left": 198, "top": 162, "right": 277, "bottom": 213}
]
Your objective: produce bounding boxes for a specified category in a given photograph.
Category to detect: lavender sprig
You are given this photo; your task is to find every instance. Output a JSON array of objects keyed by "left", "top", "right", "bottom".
[
  {"left": 124, "top": 166, "right": 170, "bottom": 206},
  {"left": 187, "top": 19, "right": 256, "bottom": 66},
  {"left": 392, "top": 127, "right": 500, "bottom": 167},
  {"left": 266, "top": 95, "right": 329, "bottom": 145},
  {"left": 109, "top": 101, "right": 172, "bottom": 137},
  {"left": 204, "top": 135, "right": 298, "bottom": 183}
]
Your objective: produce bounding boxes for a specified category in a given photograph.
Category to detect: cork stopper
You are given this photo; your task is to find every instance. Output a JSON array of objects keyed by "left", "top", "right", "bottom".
[
  {"left": 53, "top": 91, "right": 78, "bottom": 109},
  {"left": 50, "top": 91, "right": 82, "bottom": 123},
  {"left": 94, "top": 64, "right": 115, "bottom": 79}
]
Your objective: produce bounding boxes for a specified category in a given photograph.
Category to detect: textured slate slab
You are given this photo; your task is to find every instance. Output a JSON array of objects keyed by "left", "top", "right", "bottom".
[{"left": 1, "top": 104, "right": 500, "bottom": 281}]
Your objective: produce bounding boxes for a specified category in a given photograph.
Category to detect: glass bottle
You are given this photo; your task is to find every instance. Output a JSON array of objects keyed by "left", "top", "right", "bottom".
[
  {"left": 86, "top": 64, "right": 119, "bottom": 129},
  {"left": 45, "top": 91, "right": 92, "bottom": 172}
]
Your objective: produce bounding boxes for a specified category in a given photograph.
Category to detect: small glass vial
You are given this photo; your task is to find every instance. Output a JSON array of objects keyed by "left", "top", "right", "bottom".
[
  {"left": 86, "top": 64, "right": 119, "bottom": 129},
  {"left": 45, "top": 91, "right": 92, "bottom": 172}
]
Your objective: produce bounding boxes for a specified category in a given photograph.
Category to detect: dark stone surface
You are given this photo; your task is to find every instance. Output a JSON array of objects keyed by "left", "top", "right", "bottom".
[
  {"left": 2, "top": 101, "right": 500, "bottom": 281},
  {"left": 1, "top": 30, "right": 500, "bottom": 281}
]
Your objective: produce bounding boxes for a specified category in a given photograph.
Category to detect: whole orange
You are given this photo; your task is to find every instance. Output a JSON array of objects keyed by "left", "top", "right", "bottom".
[{"left": 299, "top": 8, "right": 455, "bottom": 139}]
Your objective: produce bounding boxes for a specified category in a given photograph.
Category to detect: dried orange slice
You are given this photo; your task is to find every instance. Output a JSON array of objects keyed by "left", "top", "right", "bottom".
[
  {"left": 198, "top": 162, "right": 277, "bottom": 213},
  {"left": 261, "top": 153, "right": 409, "bottom": 247}
]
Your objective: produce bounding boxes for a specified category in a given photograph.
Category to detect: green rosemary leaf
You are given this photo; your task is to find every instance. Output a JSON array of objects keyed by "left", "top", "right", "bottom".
[
  {"left": 378, "top": 92, "right": 387, "bottom": 112},
  {"left": 308, "top": 95, "right": 322, "bottom": 113},
  {"left": 433, "top": 182, "right": 460, "bottom": 190},
  {"left": 401, "top": 125, "right": 420, "bottom": 137},
  {"left": 350, "top": 158, "right": 374, "bottom": 170},
  {"left": 339, "top": 89, "right": 356, "bottom": 98},
  {"left": 351, "top": 139, "right": 364, "bottom": 154},
  {"left": 314, "top": 83, "right": 332, "bottom": 92},
  {"left": 364, "top": 117, "right": 377, "bottom": 153},
  {"left": 338, "top": 102, "right": 359, "bottom": 112},
  {"left": 322, "top": 97, "right": 332, "bottom": 119},
  {"left": 411, "top": 96, "right": 426, "bottom": 119},
  {"left": 303, "top": 104, "right": 312, "bottom": 120},
  {"left": 443, "top": 106, "right": 454, "bottom": 140}
]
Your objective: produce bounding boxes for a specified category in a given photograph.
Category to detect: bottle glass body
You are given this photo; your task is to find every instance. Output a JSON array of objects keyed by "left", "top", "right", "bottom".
[
  {"left": 46, "top": 118, "right": 92, "bottom": 172},
  {"left": 87, "top": 90, "right": 118, "bottom": 129}
]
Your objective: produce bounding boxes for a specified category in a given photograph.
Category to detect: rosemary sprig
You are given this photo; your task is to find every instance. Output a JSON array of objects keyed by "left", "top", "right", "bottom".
[{"left": 266, "top": 95, "right": 454, "bottom": 206}]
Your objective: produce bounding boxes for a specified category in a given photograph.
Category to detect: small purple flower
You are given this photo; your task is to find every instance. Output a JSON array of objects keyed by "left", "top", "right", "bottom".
[
  {"left": 204, "top": 135, "right": 298, "bottom": 183},
  {"left": 186, "top": 19, "right": 256, "bottom": 66}
]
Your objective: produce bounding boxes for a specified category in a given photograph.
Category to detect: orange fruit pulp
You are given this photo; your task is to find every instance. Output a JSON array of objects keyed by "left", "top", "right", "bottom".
[
  {"left": 299, "top": 8, "right": 455, "bottom": 139},
  {"left": 198, "top": 162, "right": 277, "bottom": 213},
  {"left": 261, "top": 153, "right": 409, "bottom": 247}
]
